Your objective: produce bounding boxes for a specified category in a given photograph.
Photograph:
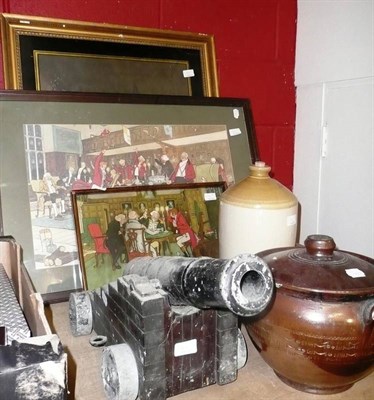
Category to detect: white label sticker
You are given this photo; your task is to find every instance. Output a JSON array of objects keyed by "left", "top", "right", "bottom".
[
  {"left": 287, "top": 214, "right": 297, "bottom": 226},
  {"left": 183, "top": 69, "right": 195, "bottom": 78},
  {"left": 174, "top": 339, "right": 197, "bottom": 357},
  {"left": 229, "top": 128, "right": 242, "bottom": 137},
  {"left": 123, "top": 126, "right": 131, "bottom": 145},
  {"left": 204, "top": 192, "right": 217, "bottom": 201},
  {"left": 233, "top": 108, "right": 240, "bottom": 119},
  {"left": 345, "top": 268, "right": 366, "bottom": 278}
]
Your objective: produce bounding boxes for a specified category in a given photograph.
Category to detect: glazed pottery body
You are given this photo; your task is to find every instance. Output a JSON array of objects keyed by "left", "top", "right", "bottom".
[
  {"left": 219, "top": 162, "right": 298, "bottom": 258},
  {"left": 245, "top": 235, "right": 374, "bottom": 394}
]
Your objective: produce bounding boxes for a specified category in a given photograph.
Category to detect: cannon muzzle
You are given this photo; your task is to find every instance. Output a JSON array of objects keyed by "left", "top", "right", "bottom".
[{"left": 124, "top": 254, "right": 274, "bottom": 317}]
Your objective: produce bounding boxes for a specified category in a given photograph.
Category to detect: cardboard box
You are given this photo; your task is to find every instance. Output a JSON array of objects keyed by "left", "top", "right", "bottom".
[{"left": 0, "top": 237, "right": 67, "bottom": 399}]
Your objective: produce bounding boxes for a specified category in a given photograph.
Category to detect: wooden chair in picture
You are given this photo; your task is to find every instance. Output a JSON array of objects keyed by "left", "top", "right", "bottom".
[
  {"left": 87, "top": 223, "right": 111, "bottom": 268},
  {"left": 30, "top": 180, "right": 52, "bottom": 218},
  {"left": 197, "top": 211, "right": 210, "bottom": 239},
  {"left": 125, "top": 228, "right": 151, "bottom": 261},
  {"left": 180, "top": 210, "right": 195, "bottom": 256},
  {"left": 192, "top": 212, "right": 219, "bottom": 258}
]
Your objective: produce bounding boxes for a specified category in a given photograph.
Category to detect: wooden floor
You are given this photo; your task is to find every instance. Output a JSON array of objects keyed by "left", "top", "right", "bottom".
[{"left": 47, "top": 302, "right": 373, "bottom": 400}]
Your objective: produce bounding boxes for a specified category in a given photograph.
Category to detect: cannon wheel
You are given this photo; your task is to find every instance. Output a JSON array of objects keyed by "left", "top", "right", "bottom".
[
  {"left": 69, "top": 292, "right": 93, "bottom": 336},
  {"left": 237, "top": 328, "right": 247, "bottom": 370},
  {"left": 101, "top": 343, "right": 138, "bottom": 400}
]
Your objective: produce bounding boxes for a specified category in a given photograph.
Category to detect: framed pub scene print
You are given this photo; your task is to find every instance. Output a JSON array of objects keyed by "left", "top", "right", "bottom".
[
  {"left": 71, "top": 183, "right": 225, "bottom": 290},
  {"left": 0, "top": 90, "right": 258, "bottom": 302}
]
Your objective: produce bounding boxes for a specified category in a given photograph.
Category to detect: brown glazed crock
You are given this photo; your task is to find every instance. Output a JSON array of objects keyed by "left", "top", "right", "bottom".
[{"left": 245, "top": 234, "right": 374, "bottom": 394}]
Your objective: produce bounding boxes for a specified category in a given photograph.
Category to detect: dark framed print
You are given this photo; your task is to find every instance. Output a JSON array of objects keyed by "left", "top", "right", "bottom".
[
  {"left": 166, "top": 200, "right": 176, "bottom": 209},
  {"left": 0, "top": 90, "right": 258, "bottom": 302},
  {"left": 122, "top": 202, "right": 133, "bottom": 212},
  {"left": 71, "top": 182, "right": 225, "bottom": 290},
  {"left": 0, "top": 13, "right": 219, "bottom": 96}
]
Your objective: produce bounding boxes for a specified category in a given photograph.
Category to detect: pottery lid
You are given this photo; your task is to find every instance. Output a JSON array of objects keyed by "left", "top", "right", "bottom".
[{"left": 257, "top": 234, "right": 374, "bottom": 297}]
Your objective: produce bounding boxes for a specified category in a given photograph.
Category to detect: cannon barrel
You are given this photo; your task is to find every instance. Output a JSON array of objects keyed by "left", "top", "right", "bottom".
[{"left": 124, "top": 254, "right": 274, "bottom": 317}]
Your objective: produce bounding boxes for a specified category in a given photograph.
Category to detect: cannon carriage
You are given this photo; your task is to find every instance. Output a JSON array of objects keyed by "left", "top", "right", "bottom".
[{"left": 69, "top": 254, "right": 274, "bottom": 400}]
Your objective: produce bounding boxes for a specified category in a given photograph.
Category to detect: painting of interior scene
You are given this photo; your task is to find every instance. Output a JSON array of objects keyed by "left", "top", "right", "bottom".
[
  {"left": 73, "top": 185, "right": 223, "bottom": 290},
  {"left": 23, "top": 123, "right": 232, "bottom": 271}
]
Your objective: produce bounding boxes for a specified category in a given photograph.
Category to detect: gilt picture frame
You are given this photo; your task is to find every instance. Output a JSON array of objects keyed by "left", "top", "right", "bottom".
[
  {"left": 71, "top": 182, "right": 225, "bottom": 290},
  {"left": 0, "top": 13, "right": 219, "bottom": 96},
  {"left": 0, "top": 90, "right": 258, "bottom": 302}
]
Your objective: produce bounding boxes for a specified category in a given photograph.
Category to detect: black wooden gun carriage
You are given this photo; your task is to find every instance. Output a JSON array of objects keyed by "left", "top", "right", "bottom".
[{"left": 69, "top": 254, "right": 274, "bottom": 400}]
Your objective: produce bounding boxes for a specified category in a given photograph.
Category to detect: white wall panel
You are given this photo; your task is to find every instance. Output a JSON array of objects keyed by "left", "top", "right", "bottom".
[
  {"left": 295, "top": 1, "right": 374, "bottom": 85},
  {"left": 294, "top": 1, "right": 374, "bottom": 257},
  {"left": 293, "top": 84, "right": 324, "bottom": 241},
  {"left": 319, "top": 79, "right": 374, "bottom": 255}
]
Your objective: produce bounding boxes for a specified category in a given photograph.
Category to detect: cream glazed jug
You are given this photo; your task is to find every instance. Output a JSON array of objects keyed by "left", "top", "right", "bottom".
[{"left": 219, "top": 161, "right": 298, "bottom": 257}]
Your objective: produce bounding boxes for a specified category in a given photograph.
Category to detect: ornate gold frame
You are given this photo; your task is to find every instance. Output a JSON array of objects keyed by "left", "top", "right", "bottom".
[{"left": 1, "top": 13, "right": 219, "bottom": 96}]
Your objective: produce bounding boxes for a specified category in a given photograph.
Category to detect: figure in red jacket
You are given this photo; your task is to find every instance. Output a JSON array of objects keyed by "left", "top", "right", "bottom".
[
  {"left": 170, "top": 152, "right": 196, "bottom": 183},
  {"left": 72, "top": 151, "right": 107, "bottom": 190},
  {"left": 167, "top": 208, "right": 199, "bottom": 256},
  {"left": 115, "top": 158, "right": 134, "bottom": 185},
  {"left": 134, "top": 154, "right": 147, "bottom": 184},
  {"left": 91, "top": 150, "right": 107, "bottom": 189},
  {"left": 211, "top": 157, "right": 227, "bottom": 182}
]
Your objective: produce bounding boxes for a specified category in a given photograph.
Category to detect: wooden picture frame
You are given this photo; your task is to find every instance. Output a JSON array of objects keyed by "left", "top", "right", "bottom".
[
  {"left": 0, "top": 90, "right": 258, "bottom": 302},
  {"left": 0, "top": 13, "right": 219, "bottom": 96},
  {"left": 71, "top": 182, "right": 225, "bottom": 290}
]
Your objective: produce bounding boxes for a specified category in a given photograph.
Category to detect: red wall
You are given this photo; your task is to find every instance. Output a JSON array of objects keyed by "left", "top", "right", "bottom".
[{"left": 0, "top": 0, "right": 297, "bottom": 189}]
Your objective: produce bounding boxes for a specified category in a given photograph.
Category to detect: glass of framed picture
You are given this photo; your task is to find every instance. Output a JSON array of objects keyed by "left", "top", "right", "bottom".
[
  {"left": 71, "top": 182, "right": 225, "bottom": 290},
  {"left": 1, "top": 13, "right": 218, "bottom": 97},
  {"left": 0, "top": 90, "right": 258, "bottom": 302}
]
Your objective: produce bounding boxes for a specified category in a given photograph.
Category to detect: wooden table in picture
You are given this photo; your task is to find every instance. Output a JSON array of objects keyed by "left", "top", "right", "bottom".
[{"left": 145, "top": 230, "right": 177, "bottom": 256}]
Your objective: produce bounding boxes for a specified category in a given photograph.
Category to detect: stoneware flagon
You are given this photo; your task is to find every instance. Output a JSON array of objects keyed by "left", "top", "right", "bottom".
[
  {"left": 219, "top": 161, "right": 298, "bottom": 258},
  {"left": 245, "top": 234, "right": 374, "bottom": 394}
]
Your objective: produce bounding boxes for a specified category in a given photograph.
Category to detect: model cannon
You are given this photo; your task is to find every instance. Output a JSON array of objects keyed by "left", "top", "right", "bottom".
[
  {"left": 69, "top": 254, "right": 274, "bottom": 400},
  {"left": 124, "top": 254, "right": 274, "bottom": 317}
]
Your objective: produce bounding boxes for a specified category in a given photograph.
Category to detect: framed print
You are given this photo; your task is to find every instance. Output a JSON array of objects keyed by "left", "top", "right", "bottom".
[
  {"left": 0, "top": 90, "right": 258, "bottom": 302},
  {"left": 122, "top": 202, "right": 133, "bottom": 212},
  {"left": 0, "top": 13, "right": 219, "bottom": 96},
  {"left": 71, "top": 182, "right": 225, "bottom": 290},
  {"left": 166, "top": 200, "right": 176, "bottom": 209}
]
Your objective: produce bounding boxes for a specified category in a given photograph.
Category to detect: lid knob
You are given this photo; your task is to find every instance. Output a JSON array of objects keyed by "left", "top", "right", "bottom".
[{"left": 304, "top": 235, "right": 336, "bottom": 258}]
